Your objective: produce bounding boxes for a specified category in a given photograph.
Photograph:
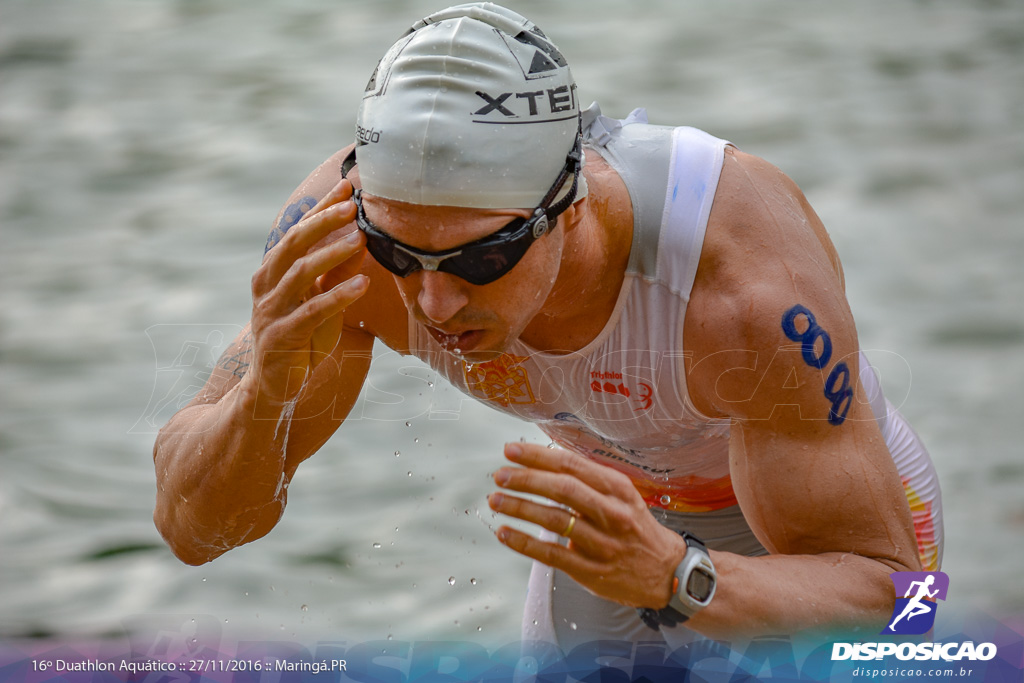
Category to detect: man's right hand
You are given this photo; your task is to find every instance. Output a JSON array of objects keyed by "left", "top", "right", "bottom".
[
  {"left": 245, "top": 178, "right": 369, "bottom": 407},
  {"left": 154, "top": 150, "right": 393, "bottom": 565}
]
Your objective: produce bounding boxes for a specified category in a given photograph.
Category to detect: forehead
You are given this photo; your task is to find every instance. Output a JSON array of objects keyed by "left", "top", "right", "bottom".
[{"left": 360, "top": 192, "right": 532, "bottom": 251}]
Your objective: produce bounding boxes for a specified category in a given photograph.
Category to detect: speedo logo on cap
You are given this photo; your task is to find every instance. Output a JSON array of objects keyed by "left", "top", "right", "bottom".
[
  {"left": 471, "top": 84, "right": 578, "bottom": 123},
  {"left": 356, "top": 124, "right": 381, "bottom": 144}
]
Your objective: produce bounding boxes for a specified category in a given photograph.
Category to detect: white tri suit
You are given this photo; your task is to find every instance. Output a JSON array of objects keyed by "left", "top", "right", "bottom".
[{"left": 406, "top": 104, "right": 944, "bottom": 648}]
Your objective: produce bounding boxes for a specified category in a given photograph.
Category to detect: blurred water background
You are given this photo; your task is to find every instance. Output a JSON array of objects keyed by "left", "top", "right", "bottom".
[{"left": 1, "top": 0, "right": 1022, "bottom": 647}]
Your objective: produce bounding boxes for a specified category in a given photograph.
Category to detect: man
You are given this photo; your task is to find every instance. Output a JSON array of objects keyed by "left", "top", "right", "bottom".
[{"left": 153, "top": 3, "right": 943, "bottom": 647}]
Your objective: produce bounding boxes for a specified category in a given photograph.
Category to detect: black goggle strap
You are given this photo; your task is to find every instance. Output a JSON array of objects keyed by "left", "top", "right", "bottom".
[
  {"left": 340, "top": 147, "right": 358, "bottom": 179},
  {"left": 535, "top": 132, "right": 583, "bottom": 228}
]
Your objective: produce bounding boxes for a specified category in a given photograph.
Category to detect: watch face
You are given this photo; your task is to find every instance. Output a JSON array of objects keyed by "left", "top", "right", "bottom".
[{"left": 686, "top": 568, "right": 715, "bottom": 602}]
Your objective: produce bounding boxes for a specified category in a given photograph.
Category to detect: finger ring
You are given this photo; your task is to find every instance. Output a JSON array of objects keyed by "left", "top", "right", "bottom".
[{"left": 561, "top": 513, "right": 577, "bottom": 538}]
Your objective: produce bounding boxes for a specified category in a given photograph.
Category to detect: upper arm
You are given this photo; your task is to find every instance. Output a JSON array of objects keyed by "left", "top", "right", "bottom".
[{"left": 684, "top": 149, "right": 919, "bottom": 569}]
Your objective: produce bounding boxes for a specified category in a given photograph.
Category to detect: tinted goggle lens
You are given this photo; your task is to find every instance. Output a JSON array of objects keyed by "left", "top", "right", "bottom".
[
  {"left": 362, "top": 227, "right": 420, "bottom": 277},
  {"left": 436, "top": 219, "right": 532, "bottom": 285},
  {"left": 357, "top": 202, "right": 534, "bottom": 285}
]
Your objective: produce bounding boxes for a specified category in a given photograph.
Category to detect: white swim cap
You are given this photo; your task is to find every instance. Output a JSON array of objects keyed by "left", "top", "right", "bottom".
[{"left": 355, "top": 3, "right": 585, "bottom": 209}]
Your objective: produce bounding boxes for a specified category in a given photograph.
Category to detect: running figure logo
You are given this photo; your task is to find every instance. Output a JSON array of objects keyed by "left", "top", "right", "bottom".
[{"left": 882, "top": 571, "right": 949, "bottom": 635}]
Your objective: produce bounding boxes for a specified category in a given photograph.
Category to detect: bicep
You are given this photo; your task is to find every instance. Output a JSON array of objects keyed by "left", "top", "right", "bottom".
[
  {"left": 686, "top": 150, "right": 919, "bottom": 569},
  {"left": 710, "top": 300, "right": 915, "bottom": 564}
]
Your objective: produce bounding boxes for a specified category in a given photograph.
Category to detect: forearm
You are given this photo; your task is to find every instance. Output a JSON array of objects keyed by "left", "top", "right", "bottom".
[
  {"left": 153, "top": 378, "right": 296, "bottom": 565},
  {"left": 685, "top": 549, "right": 908, "bottom": 639}
]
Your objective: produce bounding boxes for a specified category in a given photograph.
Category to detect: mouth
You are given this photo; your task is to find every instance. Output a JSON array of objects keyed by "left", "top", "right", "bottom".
[{"left": 426, "top": 326, "right": 485, "bottom": 354}]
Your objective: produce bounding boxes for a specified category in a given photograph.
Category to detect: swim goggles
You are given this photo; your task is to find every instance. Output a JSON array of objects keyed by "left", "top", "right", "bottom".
[{"left": 340, "top": 134, "right": 582, "bottom": 286}]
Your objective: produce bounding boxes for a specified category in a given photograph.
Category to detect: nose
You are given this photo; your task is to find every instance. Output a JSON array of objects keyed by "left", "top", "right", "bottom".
[{"left": 416, "top": 270, "right": 469, "bottom": 325}]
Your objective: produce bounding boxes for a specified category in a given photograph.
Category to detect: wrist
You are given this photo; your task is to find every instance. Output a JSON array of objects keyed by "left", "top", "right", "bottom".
[
  {"left": 638, "top": 531, "right": 717, "bottom": 630},
  {"left": 654, "top": 533, "right": 689, "bottom": 609},
  {"left": 236, "top": 371, "right": 296, "bottom": 421}
]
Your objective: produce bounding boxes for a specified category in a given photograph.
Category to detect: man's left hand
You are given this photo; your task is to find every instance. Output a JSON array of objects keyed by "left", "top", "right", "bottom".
[{"left": 488, "top": 442, "right": 684, "bottom": 609}]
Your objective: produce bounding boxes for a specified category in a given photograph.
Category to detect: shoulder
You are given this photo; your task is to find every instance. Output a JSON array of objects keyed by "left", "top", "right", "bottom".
[
  {"left": 271, "top": 145, "right": 355, "bottom": 229},
  {"left": 692, "top": 147, "right": 847, "bottom": 324},
  {"left": 683, "top": 148, "right": 857, "bottom": 421}
]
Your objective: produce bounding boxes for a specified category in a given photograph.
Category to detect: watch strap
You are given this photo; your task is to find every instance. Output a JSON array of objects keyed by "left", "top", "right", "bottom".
[{"left": 636, "top": 531, "right": 711, "bottom": 631}]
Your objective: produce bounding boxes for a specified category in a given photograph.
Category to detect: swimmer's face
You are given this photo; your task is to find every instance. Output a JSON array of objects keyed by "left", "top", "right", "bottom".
[{"left": 361, "top": 193, "right": 564, "bottom": 361}]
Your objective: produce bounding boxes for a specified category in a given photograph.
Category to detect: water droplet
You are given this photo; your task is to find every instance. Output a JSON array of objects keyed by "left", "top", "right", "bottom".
[
  {"left": 448, "top": 576, "right": 456, "bottom": 586},
  {"left": 414, "top": 437, "right": 419, "bottom": 443},
  {"left": 372, "top": 543, "right": 382, "bottom": 549},
  {"left": 201, "top": 577, "right": 207, "bottom": 582},
  {"left": 405, "top": 421, "right": 411, "bottom": 427},
  {"left": 470, "top": 578, "right": 477, "bottom": 585},
  {"left": 477, "top": 626, "right": 482, "bottom": 632},
  {"left": 570, "top": 622, "right": 578, "bottom": 630},
  {"left": 533, "top": 619, "right": 538, "bottom": 625},
  {"left": 407, "top": 471, "right": 412, "bottom": 477},
  {"left": 358, "top": 321, "right": 365, "bottom": 328},
  {"left": 660, "top": 494, "right": 671, "bottom": 505},
  {"left": 394, "top": 450, "right": 401, "bottom": 457}
]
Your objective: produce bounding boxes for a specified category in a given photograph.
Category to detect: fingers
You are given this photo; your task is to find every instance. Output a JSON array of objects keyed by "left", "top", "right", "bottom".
[
  {"left": 272, "top": 230, "right": 366, "bottom": 315},
  {"left": 492, "top": 524, "right": 600, "bottom": 578},
  {"left": 488, "top": 443, "right": 688, "bottom": 610},
  {"left": 255, "top": 182, "right": 358, "bottom": 296},
  {"left": 277, "top": 273, "right": 369, "bottom": 342},
  {"left": 493, "top": 465, "right": 612, "bottom": 528},
  {"left": 489, "top": 442, "right": 651, "bottom": 558},
  {"left": 306, "top": 176, "right": 354, "bottom": 215},
  {"left": 493, "top": 444, "right": 639, "bottom": 524},
  {"left": 502, "top": 442, "right": 634, "bottom": 498}
]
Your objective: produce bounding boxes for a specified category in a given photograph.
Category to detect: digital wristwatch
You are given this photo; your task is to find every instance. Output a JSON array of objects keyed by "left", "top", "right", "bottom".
[{"left": 637, "top": 531, "right": 717, "bottom": 630}]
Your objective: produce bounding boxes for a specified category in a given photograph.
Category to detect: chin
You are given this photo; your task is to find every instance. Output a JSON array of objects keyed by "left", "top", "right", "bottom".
[{"left": 457, "top": 348, "right": 507, "bottom": 364}]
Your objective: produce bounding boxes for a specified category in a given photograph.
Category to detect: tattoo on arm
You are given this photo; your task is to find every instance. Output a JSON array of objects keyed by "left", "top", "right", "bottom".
[
  {"left": 217, "top": 332, "right": 253, "bottom": 379},
  {"left": 781, "top": 304, "right": 854, "bottom": 425},
  {"left": 265, "top": 196, "right": 318, "bottom": 254}
]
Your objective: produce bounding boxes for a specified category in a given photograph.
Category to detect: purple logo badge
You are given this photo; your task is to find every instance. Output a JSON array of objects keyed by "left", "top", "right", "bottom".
[{"left": 882, "top": 571, "right": 949, "bottom": 635}]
